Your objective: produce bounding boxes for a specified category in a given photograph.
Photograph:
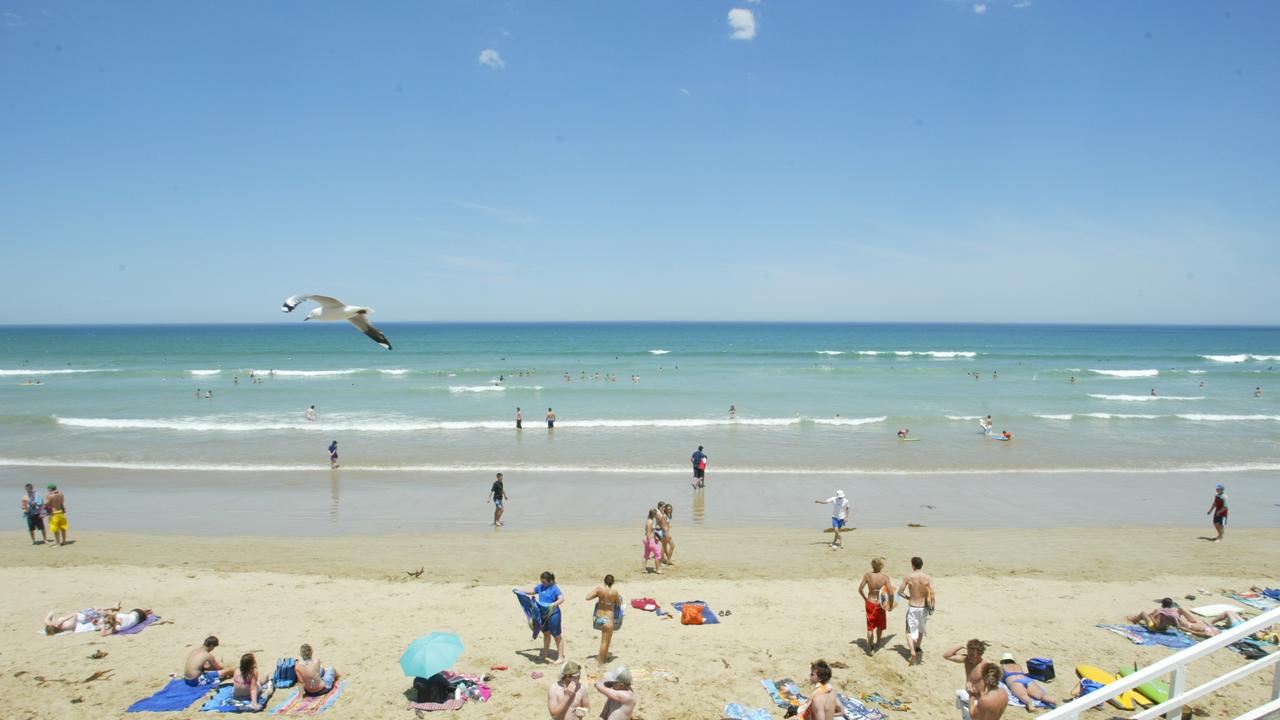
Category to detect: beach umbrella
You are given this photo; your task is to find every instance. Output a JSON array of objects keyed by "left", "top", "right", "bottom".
[{"left": 400, "top": 632, "right": 464, "bottom": 678}]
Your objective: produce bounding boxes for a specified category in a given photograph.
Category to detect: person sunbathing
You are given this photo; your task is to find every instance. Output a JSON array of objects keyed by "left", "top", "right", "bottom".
[
  {"left": 98, "top": 607, "right": 153, "bottom": 636},
  {"left": 1177, "top": 608, "right": 1277, "bottom": 641},
  {"left": 232, "top": 653, "right": 273, "bottom": 709},
  {"left": 44, "top": 603, "right": 121, "bottom": 635},
  {"left": 998, "top": 654, "right": 1056, "bottom": 711},
  {"left": 1126, "top": 598, "right": 1180, "bottom": 632},
  {"left": 296, "top": 643, "right": 339, "bottom": 695},
  {"left": 185, "top": 636, "right": 234, "bottom": 686}
]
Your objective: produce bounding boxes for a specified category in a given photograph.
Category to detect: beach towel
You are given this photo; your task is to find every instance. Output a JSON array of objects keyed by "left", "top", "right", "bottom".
[
  {"left": 1097, "top": 624, "right": 1197, "bottom": 650},
  {"left": 272, "top": 681, "right": 346, "bottom": 715},
  {"left": 862, "top": 693, "right": 911, "bottom": 712},
  {"left": 514, "top": 588, "right": 555, "bottom": 639},
  {"left": 1000, "top": 682, "right": 1054, "bottom": 710},
  {"left": 722, "top": 703, "right": 773, "bottom": 720},
  {"left": 1228, "top": 592, "right": 1279, "bottom": 612},
  {"left": 114, "top": 614, "right": 161, "bottom": 635},
  {"left": 1263, "top": 588, "right": 1280, "bottom": 602},
  {"left": 407, "top": 671, "right": 490, "bottom": 711},
  {"left": 838, "top": 694, "right": 889, "bottom": 719},
  {"left": 629, "top": 597, "right": 669, "bottom": 617},
  {"left": 760, "top": 678, "right": 804, "bottom": 710},
  {"left": 671, "top": 601, "right": 720, "bottom": 625},
  {"left": 126, "top": 677, "right": 216, "bottom": 712},
  {"left": 200, "top": 684, "right": 268, "bottom": 713}
]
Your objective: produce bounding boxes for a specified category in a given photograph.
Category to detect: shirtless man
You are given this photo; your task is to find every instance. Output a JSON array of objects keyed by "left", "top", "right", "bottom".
[
  {"left": 296, "top": 643, "right": 339, "bottom": 696},
  {"left": 184, "top": 636, "right": 234, "bottom": 686},
  {"left": 793, "top": 659, "right": 837, "bottom": 719},
  {"left": 586, "top": 575, "right": 622, "bottom": 664},
  {"left": 970, "top": 663, "right": 1008, "bottom": 720},
  {"left": 546, "top": 408, "right": 556, "bottom": 429},
  {"left": 899, "top": 556, "right": 935, "bottom": 666},
  {"left": 944, "top": 639, "right": 989, "bottom": 720},
  {"left": 655, "top": 502, "right": 673, "bottom": 565},
  {"left": 856, "top": 558, "right": 894, "bottom": 653},
  {"left": 547, "top": 661, "right": 589, "bottom": 719},
  {"left": 595, "top": 666, "right": 636, "bottom": 720},
  {"left": 45, "top": 484, "right": 68, "bottom": 546}
]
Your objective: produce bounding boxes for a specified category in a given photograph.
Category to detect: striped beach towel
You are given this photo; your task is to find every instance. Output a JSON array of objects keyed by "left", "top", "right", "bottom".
[{"left": 271, "top": 681, "right": 345, "bottom": 715}]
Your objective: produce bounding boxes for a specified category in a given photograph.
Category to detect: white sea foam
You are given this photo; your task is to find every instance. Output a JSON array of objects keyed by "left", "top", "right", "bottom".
[
  {"left": 1202, "top": 354, "right": 1248, "bottom": 363},
  {"left": 945, "top": 415, "right": 982, "bottom": 421},
  {"left": 448, "top": 385, "right": 505, "bottom": 393},
  {"left": 253, "top": 369, "right": 365, "bottom": 377},
  {"left": 0, "top": 368, "right": 119, "bottom": 376},
  {"left": 3, "top": 457, "right": 1277, "bottom": 476},
  {"left": 1088, "top": 394, "right": 1205, "bottom": 402},
  {"left": 188, "top": 369, "right": 221, "bottom": 376},
  {"left": 1252, "top": 355, "right": 1280, "bottom": 362},
  {"left": 816, "top": 351, "right": 845, "bottom": 356},
  {"left": 894, "top": 351, "right": 913, "bottom": 356},
  {"left": 379, "top": 369, "right": 411, "bottom": 375},
  {"left": 1176, "top": 414, "right": 1280, "bottom": 422},
  {"left": 1035, "top": 414, "right": 1074, "bottom": 420},
  {"left": 856, "top": 351, "right": 881, "bottom": 356},
  {"left": 811, "top": 416, "right": 888, "bottom": 426},
  {"left": 1188, "top": 370, "right": 1207, "bottom": 375},
  {"left": 921, "top": 351, "right": 977, "bottom": 358},
  {"left": 648, "top": 349, "right": 670, "bottom": 355},
  {"left": 1079, "top": 413, "right": 1162, "bottom": 419},
  {"left": 1087, "top": 369, "right": 1160, "bottom": 377}
]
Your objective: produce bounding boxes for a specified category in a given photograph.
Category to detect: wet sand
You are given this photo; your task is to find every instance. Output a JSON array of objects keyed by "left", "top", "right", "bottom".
[{"left": 1, "top": 525, "right": 1277, "bottom": 719}]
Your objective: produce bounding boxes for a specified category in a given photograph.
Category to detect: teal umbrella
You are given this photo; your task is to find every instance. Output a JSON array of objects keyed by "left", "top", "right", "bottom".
[{"left": 400, "top": 632, "right": 464, "bottom": 678}]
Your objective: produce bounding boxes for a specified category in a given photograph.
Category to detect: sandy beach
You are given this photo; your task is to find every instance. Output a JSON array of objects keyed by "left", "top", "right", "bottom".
[{"left": 2, "top": 524, "right": 1276, "bottom": 719}]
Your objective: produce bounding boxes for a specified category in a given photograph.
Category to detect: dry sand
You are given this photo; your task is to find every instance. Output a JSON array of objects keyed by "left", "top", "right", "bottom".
[{"left": 1, "top": 525, "right": 1276, "bottom": 719}]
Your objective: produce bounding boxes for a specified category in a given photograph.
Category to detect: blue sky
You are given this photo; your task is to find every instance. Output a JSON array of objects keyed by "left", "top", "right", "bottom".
[{"left": 2, "top": 1, "right": 1277, "bottom": 324}]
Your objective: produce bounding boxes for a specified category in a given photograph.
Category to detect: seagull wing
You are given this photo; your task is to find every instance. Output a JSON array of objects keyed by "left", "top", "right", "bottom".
[
  {"left": 348, "top": 314, "right": 392, "bottom": 350},
  {"left": 282, "top": 294, "right": 345, "bottom": 313}
]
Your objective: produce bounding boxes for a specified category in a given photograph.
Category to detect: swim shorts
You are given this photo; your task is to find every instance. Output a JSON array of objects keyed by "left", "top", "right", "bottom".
[
  {"left": 1213, "top": 513, "right": 1228, "bottom": 526},
  {"left": 494, "top": 499, "right": 503, "bottom": 509},
  {"left": 865, "top": 599, "right": 887, "bottom": 631},
  {"left": 693, "top": 467, "right": 705, "bottom": 479},
  {"left": 547, "top": 420, "right": 554, "bottom": 428},
  {"left": 906, "top": 606, "right": 928, "bottom": 640},
  {"left": 26, "top": 514, "right": 44, "bottom": 532},
  {"left": 48, "top": 512, "right": 68, "bottom": 534},
  {"left": 544, "top": 609, "right": 562, "bottom": 637},
  {"left": 185, "top": 671, "right": 218, "bottom": 687},
  {"left": 643, "top": 537, "right": 660, "bottom": 560},
  {"left": 831, "top": 517, "right": 846, "bottom": 530}
]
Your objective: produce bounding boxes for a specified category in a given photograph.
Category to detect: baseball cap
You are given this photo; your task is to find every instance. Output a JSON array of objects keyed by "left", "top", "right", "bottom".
[
  {"left": 46, "top": 483, "right": 56, "bottom": 490},
  {"left": 604, "top": 666, "right": 632, "bottom": 685},
  {"left": 1215, "top": 484, "right": 1224, "bottom": 490},
  {"left": 560, "top": 661, "right": 581, "bottom": 679},
  {"left": 1000, "top": 652, "right": 1015, "bottom": 663}
]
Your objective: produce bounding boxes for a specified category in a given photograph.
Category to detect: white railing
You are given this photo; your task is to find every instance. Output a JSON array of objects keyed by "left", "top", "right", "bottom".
[{"left": 1039, "top": 605, "right": 1280, "bottom": 720}]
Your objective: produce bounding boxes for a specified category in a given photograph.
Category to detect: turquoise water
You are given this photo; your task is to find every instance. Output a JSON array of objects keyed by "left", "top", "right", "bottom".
[{"left": 2, "top": 323, "right": 1278, "bottom": 477}]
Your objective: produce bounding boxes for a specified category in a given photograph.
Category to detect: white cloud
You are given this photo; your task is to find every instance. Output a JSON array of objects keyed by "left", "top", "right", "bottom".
[
  {"left": 727, "top": 8, "right": 756, "bottom": 40},
  {"left": 1012, "top": 1, "right": 1031, "bottom": 7},
  {"left": 679, "top": 88, "right": 691, "bottom": 96},
  {"left": 973, "top": 3, "right": 987, "bottom": 13},
  {"left": 478, "top": 48, "right": 505, "bottom": 70}
]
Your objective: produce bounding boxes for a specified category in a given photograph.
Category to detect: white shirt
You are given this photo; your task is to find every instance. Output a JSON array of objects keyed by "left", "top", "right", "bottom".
[{"left": 825, "top": 496, "right": 849, "bottom": 519}]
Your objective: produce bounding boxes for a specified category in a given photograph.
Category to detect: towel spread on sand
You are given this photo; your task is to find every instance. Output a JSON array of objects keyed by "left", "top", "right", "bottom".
[
  {"left": 115, "top": 614, "right": 161, "bottom": 636},
  {"left": 1097, "top": 624, "right": 1197, "bottom": 649},
  {"left": 1228, "top": 592, "right": 1279, "bottom": 612},
  {"left": 722, "top": 703, "right": 773, "bottom": 720},
  {"left": 671, "top": 601, "right": 720, "bottom": 625},
  {"left": 272, "top": 681, "right": 346, "bottom": 715},
  {"left": 126, "top": 676, "right": 215, "bottom": 713},
  {"left": 200, "top": 684, "right": 268, "bottom": 713},
  {"left": 760, "top": 678, "right": 804, "bottom": 709},
  {"left": 838, "top": 694, "right": 889, "bottom": 719},
  {"left": 1000, "top": 683, "right": 1054, "bottom": 709}
]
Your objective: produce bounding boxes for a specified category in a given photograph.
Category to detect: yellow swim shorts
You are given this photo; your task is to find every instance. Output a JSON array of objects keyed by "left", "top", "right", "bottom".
[{"left": 48, "top": 512, "right": 68, "bottom": 534}]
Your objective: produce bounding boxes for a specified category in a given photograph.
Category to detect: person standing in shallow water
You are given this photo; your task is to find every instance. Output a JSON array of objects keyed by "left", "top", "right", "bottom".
[
  {"left": 546, "top": 408, "right": 556, "bottom": 429},
  {"left": 516, "top": 407, "right": 523, "bottom": 429},
  {"left": 328, "top": 440, "right": 339, "bottom": 468}
]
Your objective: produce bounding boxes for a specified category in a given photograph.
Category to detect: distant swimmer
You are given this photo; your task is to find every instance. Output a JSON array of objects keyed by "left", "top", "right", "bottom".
[
  {"left": 205, "top": 390, "right": 212, "bottom": 399},
  {"left": 546, "top": 408, "right": 556, "bottom": 429},
  {"left": 305, "top": 405, "right": 317, "bottom": 421},
  {"left": 1256, "top": 387, "right": 1263, "bottom": 398},
  {"left": 897, "top": 428, "right": 910, "bottom": 439},
  {"left": 1068, "top": 375, "right": 1076, "bottom": 384},
  {"left": 729, "top": 404, "right": 736, "bottom": 419},
  {"left": 1000, "top": 431, "right": 1012, "bottom": 441},
  {"left": 515, "top": 407, "right": 523, "bottom": 429},
  {"left": 981, "top": 416, "right": 993, "bottom": 434},
  {"left": 992, "top": 371, "right": 998, "bottom": 380},
  {"left": 1150, "top": 388, "right": 1157, "bottom": 396},
  {"left": 328, "top": 440, "right": 339, "bottom": 468},
  {"left": 196, "top": 388, "right": 201, "bottom": 399}
]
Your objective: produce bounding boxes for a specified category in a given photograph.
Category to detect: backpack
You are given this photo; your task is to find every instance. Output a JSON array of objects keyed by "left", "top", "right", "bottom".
[
  {"left": 272, "top": 658, "right": 297, "bottom": 688},
  {"left": 681, "top": 603, "right": 705, "bottom": 625},
  {"left": 1027, "top": 658, "right": 1055, "bottom": 682}
]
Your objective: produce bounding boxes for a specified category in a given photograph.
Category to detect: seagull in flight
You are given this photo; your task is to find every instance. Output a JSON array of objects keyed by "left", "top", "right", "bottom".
[{"left": 281, "top": 294, "right": 392, "bottom": 350}]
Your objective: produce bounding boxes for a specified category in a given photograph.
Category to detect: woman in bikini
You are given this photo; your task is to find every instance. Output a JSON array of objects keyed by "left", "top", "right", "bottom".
[
  {"left": 232, "top": 653, "right": 272, "bottom": 709},
  {"left": 998, "top": 654, "right": 1057, "bottom": 711},
  {"left": 586, "top": 574, "right": 622, "bottom": 664}
]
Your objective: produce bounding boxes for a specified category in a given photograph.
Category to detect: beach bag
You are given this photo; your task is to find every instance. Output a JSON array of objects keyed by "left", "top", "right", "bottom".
[
  {"left": 272, "top": 658, "right": 297, "bottom": 688},
  {"left": 413, "top": 673, "right": 453, "bottom": 704},
  {"left": 1027, "top": 658, "right": 1055, "bottom": 682},
  {"left": 681, "top": 603, "right": 705, "bottom": 625}
]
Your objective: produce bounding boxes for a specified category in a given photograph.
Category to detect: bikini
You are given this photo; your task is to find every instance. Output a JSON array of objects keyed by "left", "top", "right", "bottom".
[{"left": 1002, "top": 671, "right": 1034, "bottom": 689}]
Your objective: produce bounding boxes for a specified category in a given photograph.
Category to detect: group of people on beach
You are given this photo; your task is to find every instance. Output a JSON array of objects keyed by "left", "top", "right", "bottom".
[
  {"left": 21, "top": 482, "right": 68, "bottom": 546},
  {"left": 184, "top": 635, "right": 338, "bottom": 711}
]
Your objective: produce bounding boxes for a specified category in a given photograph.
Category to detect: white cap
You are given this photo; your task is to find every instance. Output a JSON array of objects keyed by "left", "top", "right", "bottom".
[{"left": 835, "top": 490, "right": 845, "bottom": 498}]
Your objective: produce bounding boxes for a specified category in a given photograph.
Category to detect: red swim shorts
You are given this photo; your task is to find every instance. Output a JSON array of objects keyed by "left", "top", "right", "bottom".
[{"left": 865, "top": 600, "right": 887, "bottom": 631}]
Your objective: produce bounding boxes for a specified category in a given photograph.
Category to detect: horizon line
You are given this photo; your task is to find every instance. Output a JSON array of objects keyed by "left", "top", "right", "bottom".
[{"left": 2, "top": 320, "right": 1279, "bottom": 330}]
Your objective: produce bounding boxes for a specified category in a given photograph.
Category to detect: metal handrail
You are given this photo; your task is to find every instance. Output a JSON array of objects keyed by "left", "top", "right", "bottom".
[{"left": 1037, "top": 605, "right": 1280, "bottom": 720}]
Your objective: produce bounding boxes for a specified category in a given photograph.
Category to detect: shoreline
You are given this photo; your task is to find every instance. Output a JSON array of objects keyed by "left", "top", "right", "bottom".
[{"left": 1, "top": 526, "right": 1276, "bottom": 719}]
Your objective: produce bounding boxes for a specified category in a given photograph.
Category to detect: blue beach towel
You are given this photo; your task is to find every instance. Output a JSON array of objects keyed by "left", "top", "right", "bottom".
[
  {"left": 1097, "top": 624, "right": 1198, "bottom": 650},
  {"left": 838, "top": 694, "right": 889, "bottom": 720},
  {"left": 126, "top": 675, "right": 216, "bottom": 712},
  {"left": 1263, "top": 588, "right": 1280, "bottom": 602},
  {"left": 670, "top": 601, "right": 720, "bottom": 625},
  {"left": 514, "top": 588, "right": 553, "bottom": 639},
  {"left": 200, "top": 683, "right": 268, "bottom": 713},
  {"left": 723, "top": 703, "right": 774, "bottom": 720}
]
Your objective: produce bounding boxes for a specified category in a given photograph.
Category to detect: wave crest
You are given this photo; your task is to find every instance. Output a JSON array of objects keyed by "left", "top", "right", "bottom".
[{"left": 1087, "top": 369, "right": 1160, "bottom": 377}]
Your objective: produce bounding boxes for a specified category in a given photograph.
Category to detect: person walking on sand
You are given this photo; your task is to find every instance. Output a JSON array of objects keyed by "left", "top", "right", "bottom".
[
  {"left": 546, "top": 408, "right": 556, "bottom": 429},
  {"left": 529, "top": 571, "right": 566, "bottom": 664},
  {"left": 857, "top": 558, "right": 894, "bottom": 653},
  {"left": 970, "top": 663, "right": 1008, "bottom": 720},
  {"left": 328, "top": 440, "right": 339, "bottom": 468},
  {"left": 815, "top": 490, "right": 850, "bottom": 550},
  {"left": 899, "top": 556, "right": 934, "bottom": 666},
  {"left": 595, "top": 666, "right": 636, "bottom": 720},
  {"left": 488, "top": 472, "right": 508, "bottom": 527},
  {"left": 44, "top": 483, "right": 68, "bottom": 546},
  {"left": 660, "top": 502, "right": 676, "bottom": 565},
  {"left": 653, "top": 500, "right": 673, "bottom": 565},
  {"left": 642, "top": 510, "right": 662, "bottom": 574},
  {"left": 21, "top": 483, "right": 48, "bottom": 545},
  {"left": 586, "top": 575, "right": 622, "bottom": 664},
  {"left": 945, "top": 639, "right": 989, "bottom": 720},
  {"left": 548, "top": 661, "right": 589, "bottom": 720},
  {"left": 1207, "top": 483, "right": 1228, "bottom": 542},
  {"left": 690, "top": 446, "right": 707, "bottom": 488},
  {"left": 516, "top": 407, "right": 523, "bottom": 429}
]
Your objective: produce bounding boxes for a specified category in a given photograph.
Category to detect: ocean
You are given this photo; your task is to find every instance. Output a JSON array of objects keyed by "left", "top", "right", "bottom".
[{"left": 2, "top": 323, "right": 1277, "bottom": 532}]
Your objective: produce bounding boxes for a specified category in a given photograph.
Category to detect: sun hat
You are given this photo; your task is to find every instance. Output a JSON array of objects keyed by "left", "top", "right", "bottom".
[
  {"left": 560, "top": 661, "right": 581, "bottom": 679},
  {"left": 604, "top": 666, "right": 632, "bottom": 685},
  {"left": 1000, "top": 652, "right": 1015, "bottom": 663},
  {"left": 1216, "top": 483, "right": 1224, "bottom": 490},
  {"left": 836, "top": 490, "right": 845, "bottom": 498}
]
